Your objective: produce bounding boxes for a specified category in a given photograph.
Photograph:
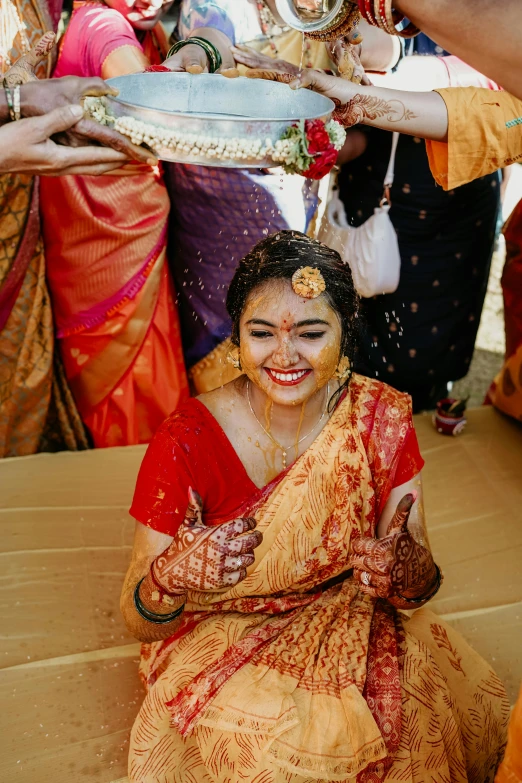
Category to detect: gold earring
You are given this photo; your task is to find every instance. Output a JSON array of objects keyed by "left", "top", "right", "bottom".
[
  {"left": 227, "top": 346, "right": 242, "bottom": 371},
  {"left": 334, "top": 356, "right": 351, "bottom": 382}
]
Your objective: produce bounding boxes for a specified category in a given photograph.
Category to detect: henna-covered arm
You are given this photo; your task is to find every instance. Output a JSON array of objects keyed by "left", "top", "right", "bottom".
[
  {"left": 298, "top": 71, "right": 449, "bottom": 141},
  {"left": 121, "top": 489, "right": 263, "bottom": 643},
  {"left": 247, "top": 68, "right": 449, "bottom": 141},
  {"left": 121, "top": 522, "right": 184, "bottom": 644}
]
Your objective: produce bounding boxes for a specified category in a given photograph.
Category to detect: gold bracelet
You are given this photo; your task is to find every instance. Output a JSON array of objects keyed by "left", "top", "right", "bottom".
[{"left": 13, "top": 85, "right": 21, "bottom": 121}]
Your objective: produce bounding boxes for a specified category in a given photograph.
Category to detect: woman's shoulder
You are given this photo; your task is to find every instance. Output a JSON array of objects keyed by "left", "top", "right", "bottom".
[
  {"left": 57, "top": 3, "right": 139, "bottom": 77},
  {"left": 159, "top": 397, "right": 214, "bottom": 442}
]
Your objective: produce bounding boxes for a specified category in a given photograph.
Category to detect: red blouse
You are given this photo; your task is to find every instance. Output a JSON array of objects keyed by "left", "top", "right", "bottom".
[{"left": 130, "top": 396, "right": 424, "bottom": 538}]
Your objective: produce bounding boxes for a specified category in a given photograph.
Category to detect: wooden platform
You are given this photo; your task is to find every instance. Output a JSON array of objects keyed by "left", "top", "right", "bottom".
[{"left": 1, "top": 406, "right": 521, "bottom": 782}]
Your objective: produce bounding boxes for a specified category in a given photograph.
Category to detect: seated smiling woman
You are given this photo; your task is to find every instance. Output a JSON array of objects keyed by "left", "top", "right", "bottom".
[{"left": 121, "top": 231, "right": 508, "bottom": 783}]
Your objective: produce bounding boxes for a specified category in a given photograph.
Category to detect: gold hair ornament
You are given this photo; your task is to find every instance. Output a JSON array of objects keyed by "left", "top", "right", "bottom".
[
  {"left": 334, "top": 355, "right": 351, "bottom": 382},
  {"left": 291, "top": 266, "right": 326, "bottom": 299},
  {"left": 226, "top": 346, "right": 242, "bottom": 370}
]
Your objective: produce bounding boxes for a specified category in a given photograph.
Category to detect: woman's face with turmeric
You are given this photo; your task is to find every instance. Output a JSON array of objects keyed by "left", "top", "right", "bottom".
[{"left": 238, "top": 279, "right": 343, "bottom": 406}]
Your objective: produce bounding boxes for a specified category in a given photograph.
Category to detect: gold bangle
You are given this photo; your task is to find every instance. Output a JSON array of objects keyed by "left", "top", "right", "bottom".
[{"left": 13, "top": 85, "right": 21, "bottom": 121}]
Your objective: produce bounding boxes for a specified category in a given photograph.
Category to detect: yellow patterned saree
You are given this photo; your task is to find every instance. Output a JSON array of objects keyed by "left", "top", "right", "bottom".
[{"left": 129, "top": 377, "right": 508, "bottom": 783}]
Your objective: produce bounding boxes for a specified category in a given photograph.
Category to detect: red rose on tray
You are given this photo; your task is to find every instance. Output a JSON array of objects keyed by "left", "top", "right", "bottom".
[
  {"left": 304, "top": 147, "right": 338, "bottom": 180},
  {"left": 305, "top": 119, "right": 331, "bottom": 154},
  {"left": 144, "top": 65, "right": 171, "bottom": 73}
]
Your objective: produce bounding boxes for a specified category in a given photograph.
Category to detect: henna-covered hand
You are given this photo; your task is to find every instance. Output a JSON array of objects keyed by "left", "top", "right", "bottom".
[
  {"left": 231, "top": 45, "right": 300, "bottom": 78},
  {"left": 246, "top": 69, "right": 297, "bottom": 85},
  {"left": 3, "top": 31, "right": 55, "bottom": 86},
  {"left": 326, "top": 37, "right": 370, "bottom": 85},
  {"left": 246, "top": 67, "right": 357, "bottom": 101},
  {"left": 350, "top": 493, "right": 438, "bottom": 604},
  {"left": 150, "top": 488, "right": 263, "bottom": 595}
]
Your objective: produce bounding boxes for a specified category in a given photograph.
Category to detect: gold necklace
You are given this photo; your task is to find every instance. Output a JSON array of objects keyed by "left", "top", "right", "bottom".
[{"left": 247, "top": 379, "right": 329, "bottom": 470}]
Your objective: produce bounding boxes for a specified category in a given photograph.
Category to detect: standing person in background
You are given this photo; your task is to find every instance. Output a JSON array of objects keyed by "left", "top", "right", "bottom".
[
  {"left": 40, "top": 0, "right": 189, "bottom": 448},
  {"left": 0, "top": 0, "right": 90, "bottom": 457},
  {"left": 339, "top": 36, "right": 501, "bottom": 411}
]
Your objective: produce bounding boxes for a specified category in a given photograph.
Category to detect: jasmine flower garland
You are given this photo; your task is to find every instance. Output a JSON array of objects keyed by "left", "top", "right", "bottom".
[{"left": 83, "top": 97, "right": 345, "bottom": 180}]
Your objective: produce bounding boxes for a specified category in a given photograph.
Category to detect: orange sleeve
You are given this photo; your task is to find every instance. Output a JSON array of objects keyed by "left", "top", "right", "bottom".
[{"left": 426, "top": 87, "right": 522, "bottom": 190}]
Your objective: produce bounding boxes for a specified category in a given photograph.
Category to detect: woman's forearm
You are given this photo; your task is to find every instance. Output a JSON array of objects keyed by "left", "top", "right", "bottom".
[
  {"left": 396, "top": 0, "right": 522, "bottom": 99},
  {"left": 121, "top": 563, "right": 184, "bottom": 644},
  {"left": 338, "top": 85, "right": 449, "bottom": 141}
]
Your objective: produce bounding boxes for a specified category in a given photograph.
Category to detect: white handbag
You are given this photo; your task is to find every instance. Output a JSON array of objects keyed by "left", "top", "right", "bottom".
[{"left": 317, "top": 132, "right": 401, "bottom": 299}]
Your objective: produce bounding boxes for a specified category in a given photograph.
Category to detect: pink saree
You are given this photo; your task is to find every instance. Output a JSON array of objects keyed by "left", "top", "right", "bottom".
[{"left": 40, "top": 9, "right": 188, "bottom": 447}]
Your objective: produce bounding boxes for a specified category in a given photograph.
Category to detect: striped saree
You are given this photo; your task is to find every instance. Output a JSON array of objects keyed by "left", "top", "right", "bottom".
[{"left": 40, "top": 17, "right": 188, "bottom": 447}]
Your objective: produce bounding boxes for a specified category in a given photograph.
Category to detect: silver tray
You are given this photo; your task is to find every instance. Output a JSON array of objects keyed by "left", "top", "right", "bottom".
[{"left": 106, "top": 73, "right": 335, "bottom": 167}]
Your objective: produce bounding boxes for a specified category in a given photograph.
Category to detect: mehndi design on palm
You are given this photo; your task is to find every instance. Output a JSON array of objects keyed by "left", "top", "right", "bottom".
[
  {"left": 151, "top": 488, "right": 263, "bottom": 594},
  {"left": 4, "top": 31, "right": 56, "bottom": 86},
  {"left": 351, "top": 493, "right": 438, "bottom": 601}
]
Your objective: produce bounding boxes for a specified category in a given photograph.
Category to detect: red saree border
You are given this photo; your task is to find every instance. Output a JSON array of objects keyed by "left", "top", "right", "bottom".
[{"left": 56, "top": 225, "right": 167, "bottom": 338}]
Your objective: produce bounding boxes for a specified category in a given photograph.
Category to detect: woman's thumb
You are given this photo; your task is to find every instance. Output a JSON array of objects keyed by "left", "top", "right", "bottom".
[
  {"left": 386, "top": 492, "right": 417, "bottom": 536},
  {"left": 185, "top": 486, "right": 203, "bottom": 525},
  {"left": 183, "top": 47, "right": 208, "bottom": 74}
]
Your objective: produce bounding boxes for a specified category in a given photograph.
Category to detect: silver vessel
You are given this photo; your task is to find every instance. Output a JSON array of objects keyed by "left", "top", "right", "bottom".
[
  {"left": 275, "top": 0, "right": 354, "bottom": 33},
  {"left": 106, "top": 73, "right": 335, "bottom": 167}
]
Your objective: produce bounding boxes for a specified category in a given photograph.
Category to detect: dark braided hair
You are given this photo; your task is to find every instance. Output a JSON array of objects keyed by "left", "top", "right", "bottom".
[{"left": 226, "top": 230, "right": 361, "bottom": 409}]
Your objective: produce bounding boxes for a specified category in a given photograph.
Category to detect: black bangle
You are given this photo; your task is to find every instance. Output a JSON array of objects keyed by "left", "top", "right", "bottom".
[
  {"left": 134, "top": 578, "right": 185, "bottom": 624},
  {"left": 166, "top": 37, "right": 222, "bottom": 73},
  {"left": 396, "top": 564, "right": 443, "bottom": 605}
]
